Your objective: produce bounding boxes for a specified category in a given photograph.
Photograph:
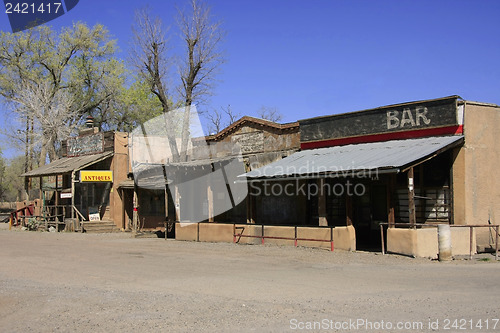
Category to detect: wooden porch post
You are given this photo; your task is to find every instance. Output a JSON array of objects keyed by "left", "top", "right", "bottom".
[
  {"left": 174, "top": 185, "right": 180, "bottom": 222},
  {"left": 387, "top": 174, "right": 395, "bottom": 228},
  {"left": 346, "top": 193, "right": 353, "bottom": 226},
  {"left": 408, "top": 167, "right": 416, "bottom": 228},
  {"left": 133, "top": 188, "right": 138, "bottom": 232},
  {"left": 318, "top": 179, "right": 328, "bottom": 226},
  {"left": 207, "top": 184, "right": 214, "bottom": 222}
]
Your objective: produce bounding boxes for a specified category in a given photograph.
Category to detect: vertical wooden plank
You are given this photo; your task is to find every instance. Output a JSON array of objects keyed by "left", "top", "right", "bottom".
[
  {"left": 387, "top": 174, "right": 395, "bottom": 228},
  {"left": 346, "top": 192, "right": 353, "bottom": 226},
  {"left": 207, "top": 184, "right": 214, "bottom": 222},
  {"left": 174, "top": 185, "right": 180, "bottom": 222},
  {"left": 133, "top": 188, "right": 138, "bottom": 232},
  {"left": 408, "top": 167, "right": 416, "bottom": 228},
  {"left": 318, "top": 179, "right": 328, "bottom": 226},
  {"left": 419, "top": 164, "right": 425, "bottom": 223},
  {"left": 250, "top": 189, "right": 256, "bottom": 224}
]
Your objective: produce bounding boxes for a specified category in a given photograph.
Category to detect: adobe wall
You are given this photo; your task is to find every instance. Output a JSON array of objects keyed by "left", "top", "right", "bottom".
[
  {"left": 462, "top": 103, "right": 500, "bottom": 250},
  {"left": 175, "top": 222, "right": 199, "bottom": 241},
  {"left": 109, "top": 132, "right": 129, "bottom": 229},
  {"left": 387, "top": 227, "right": 476, "bottom": 258},
  {"left": 176, "top": 223, "right": 355, "bottom": 251}
]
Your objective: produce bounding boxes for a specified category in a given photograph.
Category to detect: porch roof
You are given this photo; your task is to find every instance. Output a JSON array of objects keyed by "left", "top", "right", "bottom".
[
  {"left": 240, "top": 135, "right": 464, "bottom": 180},
  {"left": 21, "top": 152, "right": 114, "bottom": 178}
]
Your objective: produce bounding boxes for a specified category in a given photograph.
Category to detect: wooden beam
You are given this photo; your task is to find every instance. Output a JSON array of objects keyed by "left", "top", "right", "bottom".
[
  {"left": 318, "top": 179, "right": 328, "bottom": 226},
  {"left": 174, "top": 185, "right": 180, "bottom": 222},
  {"left": 408, "top": 167, "right": 416, "bottom": 228},
  {"left": 207, "top": 184, "right": 214, "bottom": 222},
  {"left": 346, "top": 191, "right": 353, "bottom": 226},
  {"left": 387, "top": 174, "right": 395, "bottom": 228}
]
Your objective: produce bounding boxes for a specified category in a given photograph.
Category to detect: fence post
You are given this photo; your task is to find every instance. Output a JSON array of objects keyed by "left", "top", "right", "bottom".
[
  {"left": 261, "top": 224, "right": 265, "bottom": 245},
  {"left": 380, "top": 224, "right": 385, "bottom": 255},
  {"left": 496, "top": 226, "right": 499, "bottom": 261},
  {"left": 330, "top": 227, "right": 334, "bottom": 252},
  {"left": 438, "top": 224, "right": 452, "bottom": 261},
  {"left": 469, "top": 227, "right": 473, "bottom": 260}
]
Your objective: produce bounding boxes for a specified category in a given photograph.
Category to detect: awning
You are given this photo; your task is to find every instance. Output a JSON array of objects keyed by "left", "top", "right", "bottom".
[
  {"left": 21, "top": 152, "right": 114, "bottom": 178},
  {"left": 240, "top": 136, "right": 464, "bottom": 180}
]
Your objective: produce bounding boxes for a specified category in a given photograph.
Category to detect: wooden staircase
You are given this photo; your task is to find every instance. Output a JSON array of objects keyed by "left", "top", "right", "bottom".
[{"left": 81, "top": 220, "right": 118, "bottom": 233}]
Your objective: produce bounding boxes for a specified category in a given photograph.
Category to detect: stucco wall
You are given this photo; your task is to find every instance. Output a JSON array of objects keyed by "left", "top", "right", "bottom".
[
  {"left": 334, "top": 226, "right": 356, "bottom": 251},
  {"left": 297, "top": 227, "right": 332, "bottom": 249},
  {"left": 387, "top": 227, "right": 477, "bottom": 258},
  {"left": 387, "top": 228, "right": 417, "bottom": 257},
  {"left": 462, "top": 103, "right": 500, "bottom": 250},
  {"left": 452, "top": 147, "right": 466, "bottom": 225},
  {"left": 198, "top": 223, "right": 234, "bottom": 243},
  {"left": 176, "top": 223, "right": 354, "bottom": 251},
  {"left": 111, "top": 132, "right": 129, "bottom": 229},
  {"left": 175, "top": 222, "right": 199, "bottom": 241}
]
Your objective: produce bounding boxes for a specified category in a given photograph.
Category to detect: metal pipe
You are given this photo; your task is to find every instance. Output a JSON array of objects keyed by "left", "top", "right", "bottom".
[
  {"left": 469, "top": 227, "right": 473, "bottom": 260},
  {"left": 330, "top": 227, "right": 334, "bottom": 252},
  {"left": 380, "top": 224, "right": 385, "bottom": 255},
  {"left": 261, "top": 224, "right": 264, "bottom": 245},
  {"left": 496, "top": 226, "right": 499, "bottom": 261}
]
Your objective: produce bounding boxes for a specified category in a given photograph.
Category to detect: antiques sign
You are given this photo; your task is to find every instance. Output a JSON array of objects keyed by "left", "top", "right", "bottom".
[
  {"left": 67, "top": 133, "right": 104, "bottom": 157},
  {"left": 80, "top": 170, "right": 113, "bottom": 182}
]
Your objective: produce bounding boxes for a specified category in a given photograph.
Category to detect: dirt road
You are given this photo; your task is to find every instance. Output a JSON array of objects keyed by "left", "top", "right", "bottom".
[{"left": 1, "top": 224, "right": 499, "bottom": 332}]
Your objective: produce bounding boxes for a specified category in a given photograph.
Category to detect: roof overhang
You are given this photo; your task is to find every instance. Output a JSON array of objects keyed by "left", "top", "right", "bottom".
[
  {"left": 21, "top": 152, "right": 114, "bottom": 178},
  {"left": 239, "top": 135, "right": 464, "bottom": 181}
]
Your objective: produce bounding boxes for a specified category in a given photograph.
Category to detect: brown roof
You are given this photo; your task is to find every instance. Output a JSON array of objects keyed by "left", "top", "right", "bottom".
[
  {"left": 195, "top": 116, "right": 299, "bottom": 142},
  {"left": 21, "top": 152, "right": 113, "bottom": 177}
]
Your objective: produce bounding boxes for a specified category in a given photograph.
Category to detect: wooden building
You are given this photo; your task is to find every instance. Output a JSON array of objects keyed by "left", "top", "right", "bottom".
[
  {"left": 21, "top": 125, "right": 129, "bottom": 232},
  {"left": 128, "top": 116, "right": 300, "bottom": 232},
  {"left": 243, "top": 96, "right": 500, "bottom": 256}
]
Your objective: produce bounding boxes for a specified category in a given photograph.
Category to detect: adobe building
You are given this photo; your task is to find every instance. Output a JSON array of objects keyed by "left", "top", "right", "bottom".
[
  {"left": 21, "top": 123, "right": 130, "bottom": 232},
  {"left": 128, "top": 116, "right": 300, "bottom": 234},
  {"left": 242, "top": 96, "right": 500, "bottom": 257}
]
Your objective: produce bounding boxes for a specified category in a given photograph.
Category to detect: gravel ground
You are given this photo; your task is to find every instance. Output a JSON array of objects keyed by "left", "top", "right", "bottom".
[{"left": 0, "top": 223, "right": 499, "bottom": 332}]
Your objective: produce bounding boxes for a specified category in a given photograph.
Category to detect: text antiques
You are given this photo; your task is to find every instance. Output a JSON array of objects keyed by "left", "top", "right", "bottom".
[{"left": 80, "top": 170, "right": 113, "bottom": 182}]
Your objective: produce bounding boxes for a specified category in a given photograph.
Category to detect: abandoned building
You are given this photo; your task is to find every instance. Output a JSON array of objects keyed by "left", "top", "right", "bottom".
[
  {"left": 16, "top": 96, "right": 500, "bottom": 258},
  {"left": 20, "top": 122, "right": 129, "bottom": 233},
  {"left": 235, "top": 95, "right": 500, "bottom": 256},
  {"left": 128, "top": 116, "right": 300, "bottom": 231}
]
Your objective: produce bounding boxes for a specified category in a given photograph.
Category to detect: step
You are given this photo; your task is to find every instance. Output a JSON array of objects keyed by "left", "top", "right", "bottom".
[{"left": 81, "top": 221, "right": 118, "bottom": 233}]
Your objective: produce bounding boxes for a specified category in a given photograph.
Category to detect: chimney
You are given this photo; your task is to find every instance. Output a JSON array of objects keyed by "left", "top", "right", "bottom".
[
  {"left": 79, "top": 115, "right": 99, "bottom": 135},
  {"left": 85, "top": 115, "right": 94, "bottom": 128}
]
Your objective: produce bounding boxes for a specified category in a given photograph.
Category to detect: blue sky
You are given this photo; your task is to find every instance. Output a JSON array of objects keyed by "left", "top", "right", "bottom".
[{"left": 1, "top": 0, "right": 500, "bottom": 156}]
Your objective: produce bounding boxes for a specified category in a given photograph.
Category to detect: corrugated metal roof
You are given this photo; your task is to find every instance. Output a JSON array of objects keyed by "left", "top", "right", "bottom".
[
  {"left": 241, "top": 136, "right": 463, "bottom": 179},
  {"left": 21, "top": 152, "right": 113, "bottom": 177}
]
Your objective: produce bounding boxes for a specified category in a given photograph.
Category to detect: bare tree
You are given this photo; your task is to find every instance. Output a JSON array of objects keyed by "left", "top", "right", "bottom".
[
  {"left": 131, "top": 8, "right": 180, "bottom": 160},
  {"left": 177, "top": 0, "right": 225, "bottom": 159},
  {"left": 206, "top": 104, "right": 240, "bottom": 134},
  {"left": 13, "top": 81, "right": 78, "bottom": 163},
  {"left": 206, "top": 108, "right": 222, "bottom": 134},
  {"left": 257, "top": 106, "right": 283, "bottom": 123},
  {"left": 222, "top": 104, "right": 240, "bottom": 124},
  {"left": 131, "top": 1, "right": 224, "bottom": 161}
]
